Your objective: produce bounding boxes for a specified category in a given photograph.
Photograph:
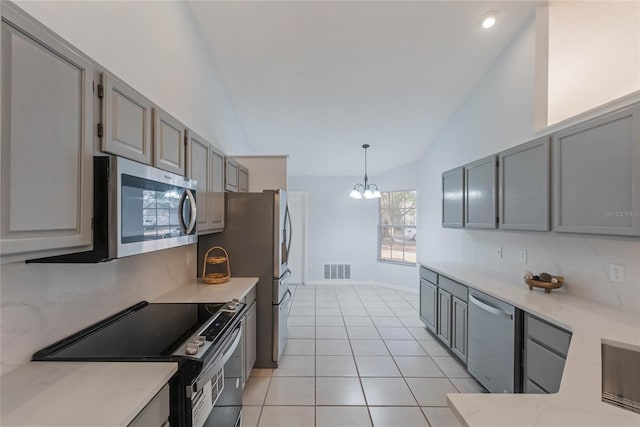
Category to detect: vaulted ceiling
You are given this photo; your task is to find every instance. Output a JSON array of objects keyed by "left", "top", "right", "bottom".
[{"left": 188, "top": 1, "right": 536, "bottom": 176}]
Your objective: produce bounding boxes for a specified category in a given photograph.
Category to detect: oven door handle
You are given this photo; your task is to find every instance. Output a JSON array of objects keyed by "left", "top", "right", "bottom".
[{"left": 188, "top": 324, "right": 242, "bottom": 397}]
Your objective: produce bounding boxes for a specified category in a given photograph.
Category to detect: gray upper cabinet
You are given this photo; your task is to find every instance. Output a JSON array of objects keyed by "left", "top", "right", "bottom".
[
  {"left": 225, "top": 158, "right": 239, "bottom": 192},
  {"left": 553, "top": 105, "right": 640, "bottom": 236},
  {"left": 1, "top": 5, "right": 93, "bottom": 260},
  {"left": 238, "top": 164, "right": 249, "bottom": 192},
  {"left": 101, "top": 72, "right": 152, "bottom": 165},
  {"left": 210, "top": 146, "right": 225, "bottom": 231},
  {"left": 465, "top": 156, "right": 497, "bottom": 229},
  {"left": 187, "top": 130, "right": 225, "bottom": 234},
  {"left": 442, "top": 167, "right": 464, "bottom": 228},
  {"left": 499, "top": 137, "right": 551, "bottom": 231},
  {"left": 153, "top": 107, "right": 185, "bottom": 175},
  {"left": 187, "top": 130, "right": 212, "bottom": 234}
]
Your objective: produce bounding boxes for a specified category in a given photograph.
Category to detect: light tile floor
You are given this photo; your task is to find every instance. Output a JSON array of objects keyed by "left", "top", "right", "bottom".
[{"left": 242, "top": 284, "right": 486, "bottom": 427}]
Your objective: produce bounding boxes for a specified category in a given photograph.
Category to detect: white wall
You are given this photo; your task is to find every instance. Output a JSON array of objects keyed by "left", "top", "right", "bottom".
[
  {"left": 11, "top": 0, "right": 252, "bottom": 154},
  {"left": 0, "top": 1, "right": 250, "bottom": 374},
  {"left": 417, "top": 16, "right": 640, "bottom": 313},
  {"left": 547, "top": 1, "right": 640, "bottom": 124},
  {"left": 289, "top": 160, "right": 420, "bottom": 290}
]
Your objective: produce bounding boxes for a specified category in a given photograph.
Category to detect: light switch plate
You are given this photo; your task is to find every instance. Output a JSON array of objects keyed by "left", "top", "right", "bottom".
[
  {"left": 496, "top": 247, "right": 503, "bottom": 259},
  {"left": 609, "top": 264, "right": 625, "bottom": 284},
  {"left": 519, "top": 250, "right": 527, "bottom": 263}
]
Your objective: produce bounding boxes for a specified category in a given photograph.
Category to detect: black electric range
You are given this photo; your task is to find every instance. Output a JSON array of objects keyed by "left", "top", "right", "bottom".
[{"left": 33, "top": 300, "right": 246, "bottom": 427}]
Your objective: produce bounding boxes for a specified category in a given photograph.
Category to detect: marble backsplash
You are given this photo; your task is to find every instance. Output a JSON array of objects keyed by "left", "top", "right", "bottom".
[{"left": 0, "top": 245, "right": 197, "bottom": 375}]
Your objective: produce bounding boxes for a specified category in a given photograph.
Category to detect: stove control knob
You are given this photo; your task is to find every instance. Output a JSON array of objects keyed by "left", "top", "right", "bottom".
[
  {"left": 186, "top": 343, "right": 199, "bottom": 355},
  {"left": 194, "top": 337, "right": 205, "bottom": 347}
]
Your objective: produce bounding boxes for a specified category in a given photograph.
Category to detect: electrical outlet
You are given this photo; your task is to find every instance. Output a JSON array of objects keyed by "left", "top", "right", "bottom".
[
  {"left": 519, "top": 250, "right": 527, "bottom": 263},
  {"left": 496, "top": 247, "right": 503, "bottom": 259},
  {"left": 609, "top": 264, "right": 625, "bottom": 284}
]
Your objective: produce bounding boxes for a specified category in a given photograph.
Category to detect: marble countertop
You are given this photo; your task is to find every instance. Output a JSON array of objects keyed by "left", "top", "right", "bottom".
[
  {"left": 0, "top": 361, "right": 177, "bottom": 427},
  {"left": 153, "top": 277, "right": 258, "bottom": 303},
  {"left": 421, "top": 261, "right": 640, "bottom": 427}
]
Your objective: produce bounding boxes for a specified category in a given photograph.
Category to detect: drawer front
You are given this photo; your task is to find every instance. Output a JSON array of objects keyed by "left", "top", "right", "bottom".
[
  {"left": 438, "top": 276, "right": 468, "bottom": 302},
  {"left": 525, "top": 379, "right": 547, "bottom": 394},
  {"left": 420, "top": 267, "right": 438, "bottom": 285},
  {"left": 527, "top": 315, "right": 571, "bottom": 357},
  {"left": 526, "top": 339, "right": 566, "bottom": 393},
  {"left": 129, "top": 383, "right": 170, "bottom": 427}
]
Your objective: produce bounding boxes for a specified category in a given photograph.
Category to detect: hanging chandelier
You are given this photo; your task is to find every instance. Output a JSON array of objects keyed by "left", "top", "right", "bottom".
[{"left": 349, "top": 144, "right": 381, "bottom": 199}]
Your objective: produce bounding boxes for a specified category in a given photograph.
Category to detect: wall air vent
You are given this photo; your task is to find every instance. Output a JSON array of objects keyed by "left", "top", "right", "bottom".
[{"left": 323, "top": 264, "right": 352, "bottom": 280}]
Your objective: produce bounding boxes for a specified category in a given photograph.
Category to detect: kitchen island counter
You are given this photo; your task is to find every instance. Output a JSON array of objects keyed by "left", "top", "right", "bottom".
[
  {"left": 153, "top": 277, "right": 258, "bottom": 303},
  {"left": 422, "top": 261, "right": 640, "bottom": 427},
  {"left": 1, "top": 361, "right": 177, "bottom": 427}
]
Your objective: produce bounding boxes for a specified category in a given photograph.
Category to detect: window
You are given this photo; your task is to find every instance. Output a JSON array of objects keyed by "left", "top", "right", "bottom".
[{"left": 378, "top": 190, "right": 417, "bottom": 264}]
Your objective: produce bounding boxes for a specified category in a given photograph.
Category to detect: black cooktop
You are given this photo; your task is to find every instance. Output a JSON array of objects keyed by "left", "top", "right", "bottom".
[{"left": 33, "top": 302, "right": 228, "bottom": 360}]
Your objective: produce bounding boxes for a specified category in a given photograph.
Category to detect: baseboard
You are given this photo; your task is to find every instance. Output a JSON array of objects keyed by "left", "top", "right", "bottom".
[{"left": 301, "top": 280, "right": 419, "bottom": 294}]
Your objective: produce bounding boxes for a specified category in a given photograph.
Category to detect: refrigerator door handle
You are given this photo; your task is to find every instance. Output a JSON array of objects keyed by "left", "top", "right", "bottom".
[{"left": 285, "top": 204, "right": 292, "bottom": 263}]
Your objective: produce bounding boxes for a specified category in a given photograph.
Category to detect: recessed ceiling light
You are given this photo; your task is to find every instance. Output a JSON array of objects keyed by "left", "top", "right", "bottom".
[{"left": 482, "top": 12, "right": 497, "bottom": 29}]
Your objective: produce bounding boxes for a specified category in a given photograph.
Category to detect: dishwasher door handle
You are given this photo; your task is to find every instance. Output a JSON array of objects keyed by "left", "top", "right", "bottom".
[{"left": 469, "top": 294, "right": 513, "bottom": 320}]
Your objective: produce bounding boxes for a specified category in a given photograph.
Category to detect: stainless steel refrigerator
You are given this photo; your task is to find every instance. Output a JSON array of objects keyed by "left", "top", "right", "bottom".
[{"left": 198, "top": 189, "right": 292, "bottom": 368}]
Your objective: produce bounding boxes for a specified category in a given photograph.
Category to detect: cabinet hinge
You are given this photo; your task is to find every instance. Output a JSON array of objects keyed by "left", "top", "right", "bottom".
[
  {"left": 97, "top": 123, "right": 104, "bottom": 138},
  {"left": 97, "top": 84, "right": 104, "bottom": 99}
]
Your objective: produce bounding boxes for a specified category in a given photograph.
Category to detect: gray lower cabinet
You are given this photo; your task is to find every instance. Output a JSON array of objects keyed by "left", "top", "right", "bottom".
[
  {"left": 244, "top": 300, "right": 257, "bottom": 380},
  {"left": 1, "top": 5, "right": 93, "bottom": 261},
  {"left": 242, "top": 287, "right": 257, "bottom": 386},
  {"left": 153, "top": 107, "right": 185, "bottom": 175},
  {"left": 553, "top": 104, "right": 640, "bottom": 236},
  {"left": 101, "top": 72, "right": 153, "bottom": 165},
  {"left": 465, "top": 155, "right": 498, "bottom": 229},
  {"left": 225, "top": 158, "right": 239, "bottom": 192},
  {"left": 523, "top": 313, "right": 571, "bottom": 394},
  {"left": 436, "top": 288, "right": 451, "bottom": 345},
  {"left": 419, "top": 267, "right": 469, "bottom": 363},
  {"left": 442, "top": 167, "right": 464, "bottom": 228},
  {"left": 419, "top": 278, "right": 437, "bottom": 333},
  {"left": 128, "top": 383, "right": 170, "bottom": 427},
  {"left": 210, "top": 147, "right": 225, "bottom": 231},
  {"left": 451, "top": 296, "right": 468, "bottom": 361},
  {"left": 499, "top": 137, "right": 551, "bottom": 231},
  {"left": 239, "top": 165, "right": 249, "bottom": 192}
]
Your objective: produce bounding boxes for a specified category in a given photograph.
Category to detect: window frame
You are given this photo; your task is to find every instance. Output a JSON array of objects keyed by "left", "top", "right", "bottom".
[{"left": 377, "top": 189, "right": 417, "bottom": 266}]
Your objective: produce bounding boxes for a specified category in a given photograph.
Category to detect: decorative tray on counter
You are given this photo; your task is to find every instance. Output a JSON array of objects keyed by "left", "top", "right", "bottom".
[{"left": 524, "top": 274, "right": 564, "bottom": 293}]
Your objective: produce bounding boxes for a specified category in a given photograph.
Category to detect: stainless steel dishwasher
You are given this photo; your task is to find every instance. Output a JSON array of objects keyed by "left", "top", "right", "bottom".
[{"left": 467, "top": 289, "right": 522, "bottom": 393}]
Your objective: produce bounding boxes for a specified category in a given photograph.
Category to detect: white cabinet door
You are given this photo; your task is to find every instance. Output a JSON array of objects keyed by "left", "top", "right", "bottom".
[
  {"left": 101, "top": 72, "right": 152, "bottom": 165},
  {"left": 553, "top": 104, "right": 640, "bottom": 236},
  {"left": 153, "top": 107, "right": 185, "bottom": 176},
  {"left": 1, "top": 5, "right": 93, "bottom": 260},
  {"left": 210, "top": 147, "right": 225, "bottom": 231}
]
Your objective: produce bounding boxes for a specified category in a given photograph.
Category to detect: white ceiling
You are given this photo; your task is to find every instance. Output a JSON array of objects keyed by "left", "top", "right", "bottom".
[{"left": 188, "top": 1, "right": 536, "bottom": 176}]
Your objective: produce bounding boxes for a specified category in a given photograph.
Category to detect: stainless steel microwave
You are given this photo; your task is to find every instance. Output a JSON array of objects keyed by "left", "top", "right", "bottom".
[{"left": 29, "top": 156, "right": 197, "bottom": 263}]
